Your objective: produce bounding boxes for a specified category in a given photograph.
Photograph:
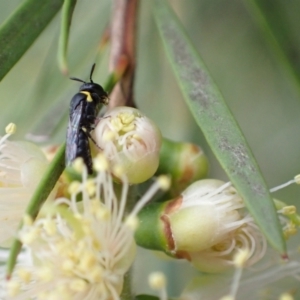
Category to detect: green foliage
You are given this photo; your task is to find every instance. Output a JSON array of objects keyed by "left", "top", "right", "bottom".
[
  {"left": 153, "top": 0, "right": 285, "bottom": 254},
  {"left": 0, "top": 0, "right": 63, "bottom": 82},
  {"left": 1, "top": 0, "right": 300, "bottom": 298}
]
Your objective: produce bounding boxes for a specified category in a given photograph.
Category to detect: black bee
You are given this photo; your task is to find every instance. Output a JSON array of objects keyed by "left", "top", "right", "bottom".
[{"left": 66, "top": 64, "right": 108, "bottom": 174}]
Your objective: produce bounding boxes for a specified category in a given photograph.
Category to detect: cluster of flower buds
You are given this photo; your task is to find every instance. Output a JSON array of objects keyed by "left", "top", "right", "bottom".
[{"left": 4, "top": 106, "right": 298, "bottom": 300}]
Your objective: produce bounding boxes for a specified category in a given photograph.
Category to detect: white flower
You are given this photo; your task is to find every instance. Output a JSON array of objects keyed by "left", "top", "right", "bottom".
[
  {"left": 157, "top": 179, "right": 267, "bottom": 273},
  {"left": 0, "top": 124, "right": 49, "bottom": 247},
  {"left": 93, "top": 106, "right": 162, "bottom": 184},
  {"left": 4, "top": 154, "right": 167, "bottom": 300}
]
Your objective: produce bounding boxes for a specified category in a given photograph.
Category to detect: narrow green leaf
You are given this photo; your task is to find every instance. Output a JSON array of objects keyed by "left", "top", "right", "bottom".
[
  {"left": 0, "top": 0, "right": 63, "bottom": 82},
  {"left": 153, "top": 0, "right": 286, "bottom": 254},
  {"left": 58, "top": 0, "right": 77, "bottom": 74}
]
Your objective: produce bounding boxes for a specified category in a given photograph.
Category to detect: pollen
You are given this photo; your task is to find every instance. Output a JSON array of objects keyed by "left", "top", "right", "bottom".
[
  {"left": 17, "top": 268, "right": 32, "bottom": 283},
  {"left": 103, "top": 130, "right": 117, "bottom": 141},
  {"left": 85, "top": 178, "right": 96, "bottom": 196},
  {"left": 120, "top": 112, "right": 135, "bottom": 124},
  {"left": 113, "top": 164, "right": 125, "bottom": 178},
  {"left": 279, "top": 293, "right": 294, "bottom": 300},
  {"left": 111, "top": 112, "right": 136, "bottom": 134},
  {"left": 20, "top": 227, "right": 40, "bottom": 245},
  {"left": 282, "top": 205, "right": 296, "bottom": 215},
  {"left": 36, "top": 267, "right": 54, "bottom": 282},
  {"left": 69, "top": 279, "right": 88, "bottom": 292},
  {"left": 68, "top": 180, "right": 81, "bottom": 194},
  {"left": 233, "top": 249, "right": 250, "bottom": 268},
  {"left": 6, "top": 280, "right": 21, "bottom": 297},
  {"left": 72, "top": 157, "right": 85, "bottom": 173},
  {"left": 157, "top": 175, "right": 171, "bottom": 191},
  {"left": 294, "top": 174, "right": 300, "bottom": 185},
  {"left": 125, "top": 215, "right": 139, "bottom": 231},
  {"left": 5, "top": 122, "right": 17, "bottom": 134},
  {"left": 219, "top": 296, "right": 235, "bottom": 300},
  {"left": 93, "top": 153, "right": 109, "bottom": 171},
  {"left": 148, "top": 272, "right": 167, "bottom": 290},
  {"left": 43, "top": 219, "right": 57, "bottom": 236}
]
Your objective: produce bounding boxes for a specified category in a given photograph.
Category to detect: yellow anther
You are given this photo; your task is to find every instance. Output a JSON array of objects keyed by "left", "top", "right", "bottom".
[
  {"left": 68, "top": 181, "right": 81, "bottom": 194},
  {"left": 121, "top": 123, "right": 135, "bottom": 132},
  {"left": 95, "top": 205, "right": 110, "bottom": 221},
  {"left": 69, "top": 279, "right": 88, "bottom": 292},
  {"left": 119, "top": 112, "right": 135, "bottom": 124},
  {"left": 89, "top": 266, "right": 103, "bottom": 282},
  {"left": 294, "top": 174, "right": 300, "bottom": 185},
  {"left": 93, "top": 154, "right": 109, "bottom": 172},
  {"left": 111, "top": 117, "right": 123, "bottom": 131},
  {"left": 113, "top": 164, "right": 125, "bottom": 178},
  {"left": 7, "top": 280, "right": 21, "bottom": 297},
  {"left": 282, "top": 205, "right": 296, "bottom": 215},
  {"left": 20, "top": 228, "right": 40, "bottom": 245},
  {"left": 37, "top": 291, "right": 48, "bottom": 300},
  {"left": 37, "top": 267, "right": 54, "bottom": 282},
  {"left": 219, "top": 296, "right": 235, "bottom": 300},
  {"left": 92, "top": 237, "right": 102, "bottom": 251},
  {"left": 43, "top": 219, "right": 57, "bottom": 236},
  {"left": 233, "top": 249, "right": 250, "bottom": 268},
  {"left": 61, "top": 259, "right": 75, "bottom": 272},
  {"left": 79, "top": 252, "right": 97, "bottom": 270},
  {"left": 125, "top": 215, "right": 139, "bottom": 231},
  {"left": 148, "top": 272, "right": 167, "bottom": 290},
  {"left": 72, "top": 157, "right": 85, "bottom": 173},
  {"left": 17, "top": 268, "right": 32, "bottom": 283},
  {"left": 103, "top": 130, "right": 117, "bottom": 141},
  {"left": 279, "top": 293, "right": 294, "bottom": 300},
  {"left": 157, "top": 175, "right": 171, "bottom": 191},
  {"left": 5, "top": 123, "right": 17, "bottom": 135},
  {"left": 284, "top": 223, "right": 297, "bottom": 239}
]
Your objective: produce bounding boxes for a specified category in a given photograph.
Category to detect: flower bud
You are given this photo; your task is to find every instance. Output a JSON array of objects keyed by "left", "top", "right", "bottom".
[
  {"left": 156, "top": 138, "right": 209, "bottom": 197},
  {"left": 135, "top": 179, "right": 267, "bottom": 273},
  {"left": 93, "top": 106, "right": 162, "bottom": 184}
]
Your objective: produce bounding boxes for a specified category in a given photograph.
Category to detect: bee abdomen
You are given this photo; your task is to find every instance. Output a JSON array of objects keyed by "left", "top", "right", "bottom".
[{"left": 76, "top": 130, "right": 93, "bottom": 174}]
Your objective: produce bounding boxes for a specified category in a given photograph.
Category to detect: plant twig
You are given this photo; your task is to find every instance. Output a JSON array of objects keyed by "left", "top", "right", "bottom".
[{"left": 109, "top": 0, "right": 139, "bottom": 108}]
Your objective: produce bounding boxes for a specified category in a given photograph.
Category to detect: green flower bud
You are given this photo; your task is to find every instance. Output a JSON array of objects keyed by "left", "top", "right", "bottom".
[
  {"left": 135, "top": 179, "right": 267, "bottom": 273},
  {"left": 93, "top": 106, "right": 162, "bottom": 184},
  {"left": 156, "top": 138, "right": 208, "bottom": 197}
]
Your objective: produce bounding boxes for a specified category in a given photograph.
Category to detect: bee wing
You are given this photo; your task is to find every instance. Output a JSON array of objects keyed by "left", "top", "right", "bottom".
[{"left": 66, "top": 100, "right": 84, "bottom": 166}]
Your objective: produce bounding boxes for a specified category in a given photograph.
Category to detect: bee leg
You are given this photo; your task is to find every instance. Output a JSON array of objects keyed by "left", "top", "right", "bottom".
[
  {"left": 93, "top": 115, "right": 110, "bottom": 127},
  {"left": 81, "top": 127, "right": 103, "bottom": 151}
]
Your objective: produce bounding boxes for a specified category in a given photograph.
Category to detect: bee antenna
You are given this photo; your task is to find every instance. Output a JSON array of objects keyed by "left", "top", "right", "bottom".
[
  {"left": 90, "top": 63, "right": 96, "bottom": 83},
  {"left": 70, "top": 77, "right": 86, "bottom": 84}
]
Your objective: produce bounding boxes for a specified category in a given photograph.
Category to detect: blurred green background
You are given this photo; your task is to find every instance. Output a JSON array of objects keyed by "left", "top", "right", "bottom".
[{"left": 1, "top": 0, "right": 300, "bottom": 297}]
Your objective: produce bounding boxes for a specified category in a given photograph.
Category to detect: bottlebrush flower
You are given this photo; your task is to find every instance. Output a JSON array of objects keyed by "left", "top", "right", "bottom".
[
  {"left": 136, "top": 179, "right": 267, "bottom": 273},
  {"left": 4, "top": 154, "right": 169, "bottom": 300},
  {"left": 0, "top": 124, "right": 49, "bottom": 247}
]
